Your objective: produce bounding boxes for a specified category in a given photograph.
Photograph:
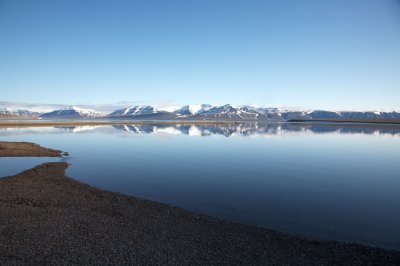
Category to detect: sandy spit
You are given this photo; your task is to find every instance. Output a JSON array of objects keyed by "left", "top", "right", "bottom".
[{"left": 0, "top": 142, "right": 64, "bottom": 157}]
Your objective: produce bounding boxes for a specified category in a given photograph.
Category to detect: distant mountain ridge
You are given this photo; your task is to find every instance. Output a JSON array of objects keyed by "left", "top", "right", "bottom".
[
  {"left": 105, "top": 104, "right": 400, "bottom": 122},
  {"left": 2, "top": 105, "right": 400, "bottom": 122},
  {"left": 40, "top": 106, "right": 105, "bottom": 119},
  {"left": 0, "top": 107, "right": 41, "bottom": 118}
]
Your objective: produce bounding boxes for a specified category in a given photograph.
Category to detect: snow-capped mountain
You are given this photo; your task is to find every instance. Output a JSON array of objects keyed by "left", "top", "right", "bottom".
[
  {"left": 0, "top": 107, "right": 41, "bottom": 117},
  {"left": 107, "top": 105, "right": 166, "bottom": 118},
  {"left": 194, "top": 104, "right": 260, "bottom": 120},
  {"left": 40, "top": 106, "right": 105, "bottom": 119},
  {"left": 187, "top": 104, "right": 288, "bottom": 121}
]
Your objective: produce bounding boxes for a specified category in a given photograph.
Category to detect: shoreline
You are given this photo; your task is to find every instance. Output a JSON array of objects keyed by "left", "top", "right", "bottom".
[
  {"left": 1, "top": 119, "right": 400, "bottom": 128},
  {"left": 288, "top": 119, "right": 400, "bottom": 125},
  {"left": 1, "top": 162, "right": 399, "bottom": 265},
  {"left": 0, "top": 120, "right": 245, "bottom": 128},
  {"left": 1, "top": 142, "right": 400, "bottom": 264}
]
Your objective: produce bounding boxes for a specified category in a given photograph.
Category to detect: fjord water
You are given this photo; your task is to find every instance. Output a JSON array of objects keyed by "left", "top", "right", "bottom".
[{"left": 1, "top": 123, "right": 399, "bottom": 249}]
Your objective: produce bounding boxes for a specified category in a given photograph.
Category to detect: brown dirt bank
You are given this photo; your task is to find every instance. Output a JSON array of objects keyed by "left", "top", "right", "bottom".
[
  {"left": 288, "top": 118, "right": 400, "bottom": 125},
  {"left": 0, "top": 163, "right": 399, "bottom": 265},
  {"left": 0, "top": 142, "right": 63, "bottom": 157}
]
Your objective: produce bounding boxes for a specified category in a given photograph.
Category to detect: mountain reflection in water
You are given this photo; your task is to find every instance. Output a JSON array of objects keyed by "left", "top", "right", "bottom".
[{"left": 1, "top": 123, "right": 399, "bottom": 137}]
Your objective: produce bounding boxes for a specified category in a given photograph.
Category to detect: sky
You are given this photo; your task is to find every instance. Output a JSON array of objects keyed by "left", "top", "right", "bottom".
[{"left": 0, "top": 0, "right": 399, "bottom": 112}]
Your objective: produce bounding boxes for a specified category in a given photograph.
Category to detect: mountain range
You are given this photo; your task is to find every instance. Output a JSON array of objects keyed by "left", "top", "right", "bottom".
[
  {"left": 0, "top": 108, "right": 41, "bottom": 118},
  {"left": 1, "top": 105, "right": 400, "bottom": 122}
]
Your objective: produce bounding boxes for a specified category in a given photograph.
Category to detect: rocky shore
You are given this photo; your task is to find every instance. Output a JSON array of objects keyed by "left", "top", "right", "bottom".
[{"left": 0, "top": 142, "right": 399, "bottom": 265}]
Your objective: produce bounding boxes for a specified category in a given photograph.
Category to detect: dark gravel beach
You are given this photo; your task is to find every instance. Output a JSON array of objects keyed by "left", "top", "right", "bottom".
[{"left": 1, "top": 159, "right": 399, "bottom": 265}]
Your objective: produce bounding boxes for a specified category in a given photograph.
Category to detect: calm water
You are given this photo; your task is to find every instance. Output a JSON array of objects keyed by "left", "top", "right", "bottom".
[{"left": 1, "top": 123, "right": 400, "bottom": 249}]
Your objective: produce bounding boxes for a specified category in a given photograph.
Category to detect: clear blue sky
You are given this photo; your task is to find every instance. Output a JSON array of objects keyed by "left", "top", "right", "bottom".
[{"left": 1, "top": 0, "right": 399, "bottom": 111}]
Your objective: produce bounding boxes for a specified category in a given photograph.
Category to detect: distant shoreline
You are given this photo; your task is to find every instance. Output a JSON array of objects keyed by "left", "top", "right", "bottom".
[
  {"left": 0, "top": 120, "right": 244, "bottom": 127},
  {"left": 1, "top": 119, "right": 400, "bottom": 128},
  {"left": 287, "top": 119, "right": 400, "bottom": 125}
]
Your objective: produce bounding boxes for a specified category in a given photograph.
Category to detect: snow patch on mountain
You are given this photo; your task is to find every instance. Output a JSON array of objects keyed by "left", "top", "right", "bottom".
[
  {"left": 157, "top": 106, "right": 181, "bottom": 113},
  {"left": 175, "top": 104, "right": 212, "bottom": 116},
  {"left": 108, "top": 105, "right": 163, "bottom": 117}
]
